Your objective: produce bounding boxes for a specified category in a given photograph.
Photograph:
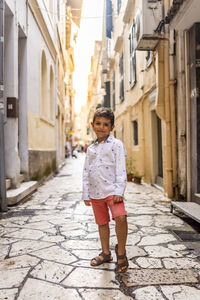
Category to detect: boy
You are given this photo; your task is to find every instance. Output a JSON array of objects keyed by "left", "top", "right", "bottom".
[{"left": 82, "top": 107, "right": 128, "bottom": 273}]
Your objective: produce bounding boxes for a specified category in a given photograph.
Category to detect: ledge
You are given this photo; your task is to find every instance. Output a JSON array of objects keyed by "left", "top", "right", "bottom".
[{"left": 7, "top": 181, "right": 38, "bottom": 206}]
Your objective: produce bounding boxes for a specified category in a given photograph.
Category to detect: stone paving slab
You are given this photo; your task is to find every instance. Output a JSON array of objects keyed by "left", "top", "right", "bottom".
[
  {"left": 30, "top": 260, "right": 73, "bottom": 283},
  {"left": 0, "top": 288, "right": 18, "bottom": 300},
  {"left": 135, "top": 257, "right": 163, "bottom": 269},
  {"left": 80, "top": 288, "right": 133, "bottom": 300},
  {"left": 61, "top": 239, "right": 100, "bottom": 250},
  {"left": 9, "top": 240, "right": 53, "bottom": 257},
  {"left": 62, "top": 267, "right": 118, "bottom": 288},
  {"left": 161, "top": 285, "right": 200, "bottom": 300},
  {"left": 132, "top": 286, "right": 165, "bottom": 300},
  {"left": 126, "top": 245, "right": 147, "bottom": 258},
  {"left": 163, "top": 257, "right": 200, "bottom": 269},
  {"left": 0, "top": 269, "right": 29, "bottom": 289},
  {"left": 144, "top": 245, "right": 183, "bottom": 258},
  {"left": 138, "top": 234, "right": 177, "bottom": 246},
  {"left": 17, "top": 278, "right": 82, "bottom": 300},
  {"left": 31, "top": 245, "right": 77, "bottom": 264},
  {"left": 4, "top": 228, "right": 45, "bottom": 240},
  {"left": 0, "top": 255, "right": 39, "bottom": 270},
  {"left": 122, "top": 269, "right": 199, "bottom": 286}
]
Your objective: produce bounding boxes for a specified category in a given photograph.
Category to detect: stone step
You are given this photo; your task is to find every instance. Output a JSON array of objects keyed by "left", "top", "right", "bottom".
[
  {"left": 6, "top": 174, "right": 24, "bottom": 191},
  {"left": 171, "top": 201, "right": 200, "bottom": 223},
  {"left": 19, "top": 174, "right": 24, "bottom": 183},
  {"left": 6, "top": 179, "right": 11, "bottom": 190},
  {"left": 7, "top": 181, "right": 38, "bottom": 206}
]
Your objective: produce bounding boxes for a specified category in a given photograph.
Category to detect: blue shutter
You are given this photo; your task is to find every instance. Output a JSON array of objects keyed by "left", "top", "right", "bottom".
[
  {"left": 117, "top": 0, "right": 122, "bottom": 14},
  {"left": 106, "top": 0, "right": 113, "bottom": 38}
]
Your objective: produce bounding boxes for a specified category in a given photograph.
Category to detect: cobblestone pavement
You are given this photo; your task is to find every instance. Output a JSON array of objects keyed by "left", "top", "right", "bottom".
[{"left": 0, "top": 154, "right": 200, "bottom": 300}]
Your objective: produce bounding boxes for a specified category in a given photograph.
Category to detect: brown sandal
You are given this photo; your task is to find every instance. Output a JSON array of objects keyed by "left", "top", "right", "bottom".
[
  {"left": 115, "top": 244, "right": 129, "bottom": 273},
  {"left": 90, "top": 251, "right": 113, "bottom": 266}
]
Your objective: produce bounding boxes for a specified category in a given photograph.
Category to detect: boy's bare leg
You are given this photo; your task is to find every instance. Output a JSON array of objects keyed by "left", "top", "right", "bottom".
[
  {"left": 91, "top": 223, "right": 111, "bottom": 265},
  {"left": 115, "top": 215, "right": 128, "bottom": 271}
]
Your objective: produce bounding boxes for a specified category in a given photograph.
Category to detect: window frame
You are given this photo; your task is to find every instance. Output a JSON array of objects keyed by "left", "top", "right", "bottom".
[
  {"left": 132, "top": 119, "right": 139, "bottom": 146},
  {"left": 146, "top": 51, "right": 153, "bottom": 68},
  {"left": 112, "top": 72, "right": 116, "bottom": 110},
  {"left": 129, "top": 21, "right": 137, "bottom": 89},
  {"left": 117, "top": 0, "right": 122, "bottom": 14},
  {"left": 119, "top": 53, "right": 124, "bottom": 102}
]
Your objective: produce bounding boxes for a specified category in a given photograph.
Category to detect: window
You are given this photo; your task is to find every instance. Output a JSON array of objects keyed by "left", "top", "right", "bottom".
[
  {"left": 119, "top": 54, "right": 124, "bottom": 102},
  {"left": 50, "top": 66, "right": 54, "bottom": 121},
  {"left": 112, "top": 72, "right": 115, "bottom": 110},
  {"left": 48, "top": 0, "right": 53, "bottom": 19},
  {"left": 57, "top": 0, "right": 60, "bottom": 21},
  {"left": 132, "top": 120, "right": 138, "bottom": 146},
  {"left": 41, "top": 51, "right": 47, "bottom": 118},
  {"left": 117, "top": 0, "right": 121, "bottom": 14},
  {"left": 129, "top": 21, "right": 137, "bottom": 88},
  {"left": 146, "top": 51, "right": 153, "bottom": 67},
  {"left": 119, "top": 125, "right": 124, "bottom": 142}
]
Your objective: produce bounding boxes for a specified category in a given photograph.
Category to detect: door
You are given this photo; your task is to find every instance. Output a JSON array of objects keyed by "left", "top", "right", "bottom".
[
  {"left": 156, "top": 115, "right": 163, "bottom": 186},
  {"left": 151, "top": 110, "right": 163, "bottom": 187},
  {"left": 189, "top": 23, "right": 200, "bottom": 204}
]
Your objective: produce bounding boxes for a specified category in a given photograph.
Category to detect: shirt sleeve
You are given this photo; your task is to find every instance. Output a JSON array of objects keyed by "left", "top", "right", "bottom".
[
  {"left": 114, "top": 141, "right": 127, "bottom": 196},
  {"left": 82, "top": 150, "right": 90, "bottom": 200}
]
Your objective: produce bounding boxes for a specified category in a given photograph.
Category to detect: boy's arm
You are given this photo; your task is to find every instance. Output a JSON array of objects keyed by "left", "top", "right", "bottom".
[
  {"left": 114, "top": 141, "right": 127, "bottom": 201},
  {"left": 82, "top": 150, "right": 91, "bottom": 204}
]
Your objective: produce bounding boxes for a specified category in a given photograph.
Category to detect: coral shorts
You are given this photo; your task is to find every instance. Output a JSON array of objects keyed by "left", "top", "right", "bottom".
[{"left": 90, "top": 195, "right": 127, "bottom": 225}]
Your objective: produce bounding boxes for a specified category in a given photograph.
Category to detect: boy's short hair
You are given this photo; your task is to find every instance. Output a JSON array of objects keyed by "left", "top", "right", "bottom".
[{"left": 93, "top": 107, "right": 115, "bottom": 126}]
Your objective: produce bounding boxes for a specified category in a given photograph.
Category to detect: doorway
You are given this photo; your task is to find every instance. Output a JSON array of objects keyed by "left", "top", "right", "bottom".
[
  {"left": 18, "top": 26, "right": 28, "bottom": 179},
  {"left": 151, "top": 111, "right": 163, "bottom": 187},
  {"left": 189, "top": 23, "right": 200, "bottom": 204}
]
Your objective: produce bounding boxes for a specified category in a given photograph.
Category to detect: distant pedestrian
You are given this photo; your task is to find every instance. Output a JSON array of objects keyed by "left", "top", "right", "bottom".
[
  {"left": 72, "top": 146, "right": 78, "bottom": 158},
  {"left": 82, "top": 107, "right": 128, "bottom": 273},
  {"left": 84, "top": 143, "right": 88, "bottom": 153},
  {"left": 65, "top": 141, "right": 71, "bottom": 158}
]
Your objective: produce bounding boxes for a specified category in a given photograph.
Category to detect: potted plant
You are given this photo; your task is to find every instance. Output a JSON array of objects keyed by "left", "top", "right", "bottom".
[
  {"left": 126, "top": 157, "right": 136, "bottom": 182},
  {"left": 132, "top": 171, "right": 144, "bottom": 184}
]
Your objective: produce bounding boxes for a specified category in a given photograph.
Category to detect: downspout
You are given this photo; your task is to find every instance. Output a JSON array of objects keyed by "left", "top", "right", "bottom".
[
  {"left": 184, "top": 31, "right": 191, "bottom": 202},
  {"left": 164, "top": 38, "right": 173, "bottom": 198},
  {"left": 0, "top": 0, "right": 7, "bottom": 211},
  {"left": 155, "top": 0, "right": 176, "bottom": 199},
  {"left": 169, "top": 29, "right": 178, "bottom": 199},
  {"left": 156, "top": 38, "right": 173, "bottom": 198}
]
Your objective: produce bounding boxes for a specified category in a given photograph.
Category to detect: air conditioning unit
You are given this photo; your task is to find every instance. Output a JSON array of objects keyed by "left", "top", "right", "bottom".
[{"left": 135, "top": 0, "right": 162, "bottom": 51}]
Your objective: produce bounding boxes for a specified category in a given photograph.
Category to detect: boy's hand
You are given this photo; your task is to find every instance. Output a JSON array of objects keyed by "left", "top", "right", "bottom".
[
  {"left": 113, "top": 195, "right": 123, "bottom": 203},
  {"left": 84, "top": 200, "right": 91, "bottom": 206}
]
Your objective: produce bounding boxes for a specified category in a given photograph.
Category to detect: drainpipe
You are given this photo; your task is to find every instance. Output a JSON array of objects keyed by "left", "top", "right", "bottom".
[
  {"left": 0, "top": 0, "right": 7, "bottom": 212},
  {"left": 163, "top": 37, "right": 173, "bottom": 199},
  {"left": 184, "top": 31, "right": 191, "bottom": 202},
  {"left": 169, "top": 29, "right": 178, "bottom": 199}
]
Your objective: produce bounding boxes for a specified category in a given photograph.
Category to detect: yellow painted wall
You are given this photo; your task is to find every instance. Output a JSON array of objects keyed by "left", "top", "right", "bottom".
[{"left": 28, "top": 111, "right": 56, "bottom": 150}]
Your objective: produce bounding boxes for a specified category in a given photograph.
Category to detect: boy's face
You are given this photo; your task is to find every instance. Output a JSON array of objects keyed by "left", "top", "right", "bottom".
[{"left": 91, "top": 117, "right": 114, "bottom": 142}]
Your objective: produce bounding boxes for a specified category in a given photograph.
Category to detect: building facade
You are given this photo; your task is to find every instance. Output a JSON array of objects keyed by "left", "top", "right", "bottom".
[
  {"left": 99, "top": 0, "right": 200, "bottom": 208},
  {"left": 100, "top": 0, "right": 178, "bottom": 199},
  {"left": 166, "top": 0, "right": 200, "bottom": 205},
  {"left": 1, "top": 0, "right": 82, "bottom": 206}
]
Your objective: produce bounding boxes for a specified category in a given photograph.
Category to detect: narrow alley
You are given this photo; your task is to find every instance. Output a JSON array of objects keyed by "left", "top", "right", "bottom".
[{"left": 0, "top": 154, "right": 200, "bottom": 300}]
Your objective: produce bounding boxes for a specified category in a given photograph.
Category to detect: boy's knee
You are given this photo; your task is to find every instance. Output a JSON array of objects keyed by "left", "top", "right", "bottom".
[
  {"left": 115, "top": 215, "right": 127, "bottom": 223},
  {"left": 99, "top": 223, "right": 109, "bottom": 228}
]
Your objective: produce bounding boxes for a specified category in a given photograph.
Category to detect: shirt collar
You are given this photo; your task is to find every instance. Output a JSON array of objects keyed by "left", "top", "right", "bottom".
[{"left": 94, "top": 134, "right": 114, "bottom": 145}]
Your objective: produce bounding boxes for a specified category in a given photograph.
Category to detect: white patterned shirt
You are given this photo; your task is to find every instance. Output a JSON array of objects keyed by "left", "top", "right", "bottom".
[{"left": 82, "top": 135, "right": 127, "bottom": 200}]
